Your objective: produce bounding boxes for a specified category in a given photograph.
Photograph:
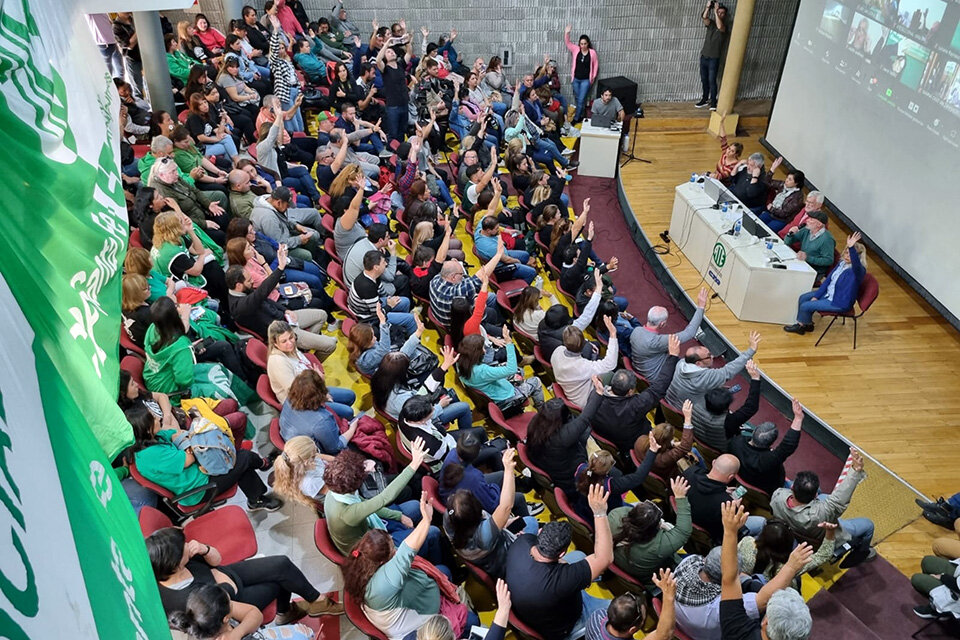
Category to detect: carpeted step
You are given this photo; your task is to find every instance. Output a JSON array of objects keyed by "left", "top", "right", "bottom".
[{"left": 807, "top": 588, "right": 883, "bottom": 640}]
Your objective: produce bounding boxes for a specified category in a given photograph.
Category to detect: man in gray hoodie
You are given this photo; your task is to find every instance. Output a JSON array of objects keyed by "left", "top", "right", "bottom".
[{"left": 665, "top": 331, "right": 761, "bottom": 408}]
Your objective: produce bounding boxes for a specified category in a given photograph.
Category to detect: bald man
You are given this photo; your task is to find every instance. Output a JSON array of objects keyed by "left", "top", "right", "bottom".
[
  {"left": 631, "top": 287, "right": 708, "bottom": 380},
  {"left": 683, "top": 454, "right": 766, "bottom": 542}
]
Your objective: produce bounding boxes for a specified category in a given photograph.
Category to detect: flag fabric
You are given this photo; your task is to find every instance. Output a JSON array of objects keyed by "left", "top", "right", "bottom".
[{"left": 0, "top": 2, "right": 186, "bottom": 637}]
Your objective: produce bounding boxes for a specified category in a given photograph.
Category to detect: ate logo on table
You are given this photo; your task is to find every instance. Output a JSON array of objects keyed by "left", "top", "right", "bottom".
[{"left": 712, "top": 242, "right": 727, "bottom": 268}]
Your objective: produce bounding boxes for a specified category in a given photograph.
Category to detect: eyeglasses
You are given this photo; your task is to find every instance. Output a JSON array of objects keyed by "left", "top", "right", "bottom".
[
  {"left": 641, "top": 499, "right": 663, "bottom": 522},
  {"left": 203, "top": 82, "right": 215, "bottom": 92},
  {"left": 620, "top": 591, "right": 645, "bottom": 626}
]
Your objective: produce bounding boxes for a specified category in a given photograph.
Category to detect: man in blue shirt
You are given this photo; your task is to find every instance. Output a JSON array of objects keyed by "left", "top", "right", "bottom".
[
  {"left": 474, "top": 216, "right": 538, "bottom": 284},
  {"left": 335, "top": 101, "right": 386, "bottom": 155}
]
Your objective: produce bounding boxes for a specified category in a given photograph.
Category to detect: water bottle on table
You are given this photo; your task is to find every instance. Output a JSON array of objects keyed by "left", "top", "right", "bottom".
[
  {"left": 733, "top": 218, "right": 742, "bottom": 237},
  {"left": 764, "top": 239, "right": 775, "bottom": 262}
]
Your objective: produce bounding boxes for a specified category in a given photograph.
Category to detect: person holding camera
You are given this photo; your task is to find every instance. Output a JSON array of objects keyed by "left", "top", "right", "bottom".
[{"left": 696, "top": 1, "right": 728, "bottom": 110}]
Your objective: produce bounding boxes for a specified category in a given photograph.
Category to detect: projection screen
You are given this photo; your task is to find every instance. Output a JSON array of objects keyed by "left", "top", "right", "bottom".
[{"left": 766, "top": 0, "right": 960, "bottom": 321}]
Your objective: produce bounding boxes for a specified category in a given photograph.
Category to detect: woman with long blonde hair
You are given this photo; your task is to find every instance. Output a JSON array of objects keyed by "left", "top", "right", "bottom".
[{"left": 272, "top": 435, "right": 333, "bottom": 509}]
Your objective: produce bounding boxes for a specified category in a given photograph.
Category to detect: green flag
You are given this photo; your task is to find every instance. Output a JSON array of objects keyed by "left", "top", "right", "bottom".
[{"left": 0, "top": 1, "right": 175, "bottom": 637}]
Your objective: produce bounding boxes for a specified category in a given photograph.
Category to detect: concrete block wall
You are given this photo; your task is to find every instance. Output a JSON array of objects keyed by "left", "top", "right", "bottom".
[{"left": 166, "top": 0, "right": 799, "bottom": 102}]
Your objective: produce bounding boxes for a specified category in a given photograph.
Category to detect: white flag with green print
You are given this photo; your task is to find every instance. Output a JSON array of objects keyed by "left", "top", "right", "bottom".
[{"left": 0, "top": 1, "right": 188, "bottom": 637}]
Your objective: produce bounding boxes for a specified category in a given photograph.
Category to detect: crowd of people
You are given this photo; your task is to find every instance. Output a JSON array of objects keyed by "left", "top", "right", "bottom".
[{"left": 94, "top": 4, "right": 914, "bottom": 640}]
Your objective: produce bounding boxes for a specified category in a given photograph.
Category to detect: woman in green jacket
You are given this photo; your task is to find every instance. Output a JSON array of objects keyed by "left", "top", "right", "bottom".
[
  {"left": 456, "top": 331, "right": 545, "bottom": 410},
  {"left": 126, "top": 403, "right": 280, "bottom": 511},
  {"left": 150, "top": 210, "right": 228, "bottom": 308},
  {"left": 143, "top": 297, "right": 252, "bottom": 403},
  {"left": 609, "top": 476, "right": 693, "bottom": 585},
  {"left": 165, "top": 32, "right": 198, "bottom": 84},
  {"left": 170, "top": 125, "right": 231, "bottom": 196}
]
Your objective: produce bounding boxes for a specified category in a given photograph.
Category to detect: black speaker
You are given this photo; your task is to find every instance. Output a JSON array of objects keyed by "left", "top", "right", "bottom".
[{"left": 596, "top": 76, "right": 638, "bottom": 115}]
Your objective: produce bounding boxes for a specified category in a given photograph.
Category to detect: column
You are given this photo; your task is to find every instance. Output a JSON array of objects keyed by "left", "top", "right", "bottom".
[
  {"left": 133, "top": 11, "right": 175, "bottom": 117},
  {"left": 222, "top": 0, "right": 245, "bottom": 25},
  {"left": 707, "top": 0, "right": 757, "bottom": 137}
]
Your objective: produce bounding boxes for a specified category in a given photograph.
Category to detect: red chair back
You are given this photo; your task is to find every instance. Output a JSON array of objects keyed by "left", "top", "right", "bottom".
[
  {"left": 314, "top": 519, "right": 347, "bottom": 566},
  {"left": 508, "top": 611, "right": 547, "bottom": 640},
  {"left": 333, "top": 289, "right": 357, "bottom": 320},
  {"left": 120, "top": 328, "right": 146, "bottom": 358},
  {"left": 269, "top": 417, "right": 285, "bottom": 450},
  {"left": 245, "top": 338, "right": 269, "bottom": 370},
  {"left": 303, "top": 351, "right": 324, "bottom": 374},
  {"left": 395, "top": 208, "right": 408, "bottom": 230},
  {"left": 234, "top": 321, "right": 265, "bottom": 341},
  {"left": 324, "top": 237, "right": 341, "bottom": 264},
  {"left": 327, "top": 261, "right": 346, "bottom": 289},
  {"left": 120, "top": 355, "right": 147, "bottom": 391},
  {"left": 341, "top": 317, "right": 357, "bottom": 339},
  {"left": 129, "top": 228, "right": 144, "bottom": 249},
  {"left": 516, "top": 442, "right": 550, "bottom": 489},
  {"left": 488, "top": 402, "right": 534, "bottom": 441},
  {"left": 398, "top": 231, "right": 412, "bottom": 252},
  {"left": 496, "top": 289, "right": 517, "bottom": 315},
  {"left": 344, "top": 592, "right": 389, "bottom": 640},
  {"left": 857, "top": 273, "right": 879, "bottom": 313},
  {"left": 544, "top": 253, "right": 561, "bottom": 279},
  {"left": 129, "top": 461, "right": 237, "bottom": 517},
  {"left": 421, "top": 476, "right": 446, "bottom": 511},
  {"left": 554, "top": 486, "right": 592, "bottom": 532},
  {"left": 140, "top": 505, "right": 259, "bottom": 565},
  {"left": 257, "top": 374, "right": 282, "bottom": 411},
  {"left": 552, "top": 382, "right": 582, "bottom": 412},
  {"left": 138, "top": 505, "right": 173, "bottom": 536},
  {"left": 320, "top": 211, "right": 335, "bottom": 232}
]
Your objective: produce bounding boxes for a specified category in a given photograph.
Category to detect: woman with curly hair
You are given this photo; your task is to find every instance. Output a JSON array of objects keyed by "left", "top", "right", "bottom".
[
  {"left": 341, "top": 493, "right": 478, "bottom": 640},
  {"left": 322, "top": 440, "right": 444, "bottom": 561}
]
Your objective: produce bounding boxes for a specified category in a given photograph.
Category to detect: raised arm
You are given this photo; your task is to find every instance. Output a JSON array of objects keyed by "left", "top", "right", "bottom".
[
  {"left": 584, "top": 484, "right": 613, "bottom": 579},
  {"left": 339, "top": 173, "right": 366, "bottom": 231},
  {"left": 647, "top": 569, "right": 677, "bottom": 640},
  {"left": 491, "top": 448, "right": 518, "bottom": 529},
  {"left": 756, "top": 541, "right": 814, "bottom": 609},
  {"left": 330, "top": 134, "right": 351, "bottom": 174},
  {"left": 720, "top": 500, "right": 748, "bottom": 600}
]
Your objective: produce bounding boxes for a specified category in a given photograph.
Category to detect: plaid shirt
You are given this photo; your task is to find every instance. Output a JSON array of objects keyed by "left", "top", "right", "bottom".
[{"left": 429, "top": 273, "right": 480, "bottom": 327}]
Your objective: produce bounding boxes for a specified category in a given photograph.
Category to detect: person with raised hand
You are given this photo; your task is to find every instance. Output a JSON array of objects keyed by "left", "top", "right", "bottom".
[
  {"left": 506, "top": 483, "right": 613, "bottom": 640},
  {"left": 344, "top": 491, "right": 480, "bottom": 640},
  {"left": 667, "top": 330, "right": 761, "bottom": 408},
  {"left": 609, "top": 474, "right": 693, "bottom": 585},
  {"left": 728, "top": 395, "right": 804, "bottom": 496},
  {"left": 719, "top": 501, "right": 814, "bottom": 640}
]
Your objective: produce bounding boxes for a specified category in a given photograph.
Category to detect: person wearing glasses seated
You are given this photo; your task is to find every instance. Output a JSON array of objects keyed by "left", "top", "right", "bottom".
[
  {"left": 782, "top": 210, "right": 836, "bottom": 280},
  {"left": 585, "top": 570, "right": 678, "bottom": 640}
]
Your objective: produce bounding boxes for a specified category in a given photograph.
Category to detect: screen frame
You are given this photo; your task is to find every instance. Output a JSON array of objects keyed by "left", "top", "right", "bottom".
[{"left": 760, "top": 0, "right": 960, "bottom": 330}]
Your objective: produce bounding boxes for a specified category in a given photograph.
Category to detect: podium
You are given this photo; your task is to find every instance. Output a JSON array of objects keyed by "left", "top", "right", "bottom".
[{"left": 578, "top": 119, "right": 621, "bottom": 178}]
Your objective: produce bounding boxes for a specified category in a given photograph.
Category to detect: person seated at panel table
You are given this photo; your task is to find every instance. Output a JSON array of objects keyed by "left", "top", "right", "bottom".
[
  {"left": 782, "top": 210, "right": 837, "bottom": 280},
  {"left": 777, "top": 191, "right": 826, "bottom": 240},
  {"left": 759, "top": 169, "right": 805, "bottom": 234},
  {"left": 590, "top": 88, "right": 624, "bottom": 124},
  {"left": 708, "top": 113, "right": 742, "bottom": 184},
  {"left": 784, "top": 232, "right": 865, "bottom": 335},
  {"left": 727, "top": 152, "right": 770, "bottom": 212}
]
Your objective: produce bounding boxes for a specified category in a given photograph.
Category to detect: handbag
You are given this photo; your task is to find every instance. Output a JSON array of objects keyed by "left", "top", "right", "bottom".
[
  {"left": 406, "top": 344, "right": 440, "bottom": 384},
  {"left": 359, "top": 461, "right": 389, "bottom": 500}
]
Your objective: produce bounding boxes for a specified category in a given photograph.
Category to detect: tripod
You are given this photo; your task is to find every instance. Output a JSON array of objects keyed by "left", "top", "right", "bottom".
[{"left": 620, "top": 114, "right": 652, "bottom": 167}]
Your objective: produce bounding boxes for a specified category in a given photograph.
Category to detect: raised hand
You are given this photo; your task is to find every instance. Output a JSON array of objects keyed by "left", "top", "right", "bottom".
[
  {"left": 648, "top": 434, "right": 662, "bottom": 453},
  {"left": 375, "top": 301, "right": 386, "bottom": 325},
  {"left": 652, "top": 568, "right": 676, "bottom": 599},
  {"left": 671, "top": 476, "right": 690, "bottom": 498},
  {"left": 591, "top": 374, "right": 605, "bottom": 396},
  {"left": 440, "top": 344, "right": 459, "bottom": 370},
  {"left": 748, "top": 331, "right": 762, "bottom": 351},
  {"left": 771, "top": 156, "right": 783, "bottom": 173},
  {"left": 787, "top": 542, "right": 814, "bottom": 570},
  {"left": 745, "top": 358, "right": 759, "bottom": 380},
  {"left": 846, "top": 231, "right": 862, "bottom": 247},
  {"left": 682, "top": 398, "right": 693, "bottom": 422},
  {"left": 586, "top": 482, "right": 610, "bottom": 515},
  {"left": 667, "top": 333, "right": 681, "bottom": 357},
  {"left": 409, "top": 436, "right": 427, "bottom": 469},
  {"left": 697, "top": 286, "right": 709, "bottom": 308},
  {"left": 501, "top": 447, "right": 516, "bottom": 472},
  {"left": 419, "top": 490, "right": 434, "bottom": 522},
  {"left": 850, "top": 448, "right": 864, "bottom": 472},
  {"left": 791, "top": 397, "right": 803, "bottom": 420},
  {"left": 720, "top": 499, "right": 748, "bottom": 534},
  {"left": 602, "top": 313, "right": 615, "bottom": 335}
]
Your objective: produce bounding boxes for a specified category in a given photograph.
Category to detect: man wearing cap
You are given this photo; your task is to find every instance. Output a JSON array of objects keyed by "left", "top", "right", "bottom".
[
  {"left": 783, "top": 210, "right": 836, "bottom": 279},
  {"left": 674, "top": 546, "right": 761, "bottom": 640},
  {"left": 250, "top": 187, "right": 323, "bottom": 262},
  {"left": 505, "top": 485, "right": 613, "bottom": 640}
]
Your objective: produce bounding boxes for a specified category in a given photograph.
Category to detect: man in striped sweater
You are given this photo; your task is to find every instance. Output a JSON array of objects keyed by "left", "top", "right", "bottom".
[{"left": 347, "top": 249, "right": 417, "bottom": 334}]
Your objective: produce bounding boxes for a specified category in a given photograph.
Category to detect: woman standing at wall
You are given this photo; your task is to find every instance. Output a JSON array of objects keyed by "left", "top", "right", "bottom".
[{"left": 563, "top": 25, "right": 598, "bottom": 124}]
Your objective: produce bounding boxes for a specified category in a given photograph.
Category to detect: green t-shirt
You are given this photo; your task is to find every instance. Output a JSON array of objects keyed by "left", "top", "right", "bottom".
[{"left": 134, "top": 429, "right": 207, "bottom": 505}]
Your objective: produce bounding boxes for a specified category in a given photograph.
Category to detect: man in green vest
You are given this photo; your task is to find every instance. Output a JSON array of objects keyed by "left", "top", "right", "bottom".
[{"left": 783, "top": 210, "right": 836, "bottom": 279}]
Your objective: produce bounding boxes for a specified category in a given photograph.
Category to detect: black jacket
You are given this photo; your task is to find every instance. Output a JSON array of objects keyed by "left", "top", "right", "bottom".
[
  {"left": 591, "top": 355, "right": 679, "bottom": 458},
  {"left": 228, "top": 268, "right": 285, "bottom": 339},
  {"left": 728, "top": 429, "right": 801, "bottom": 496},
  {"left": 528, "top": 392, "right": 601, "bottom": 494},
  {"left": 692, "top": 378, "right": 762, "bottom": 452},
  {"left": 683, "top": 465, "right": 732, "bottom": 543},
  {"left": 728, "top": 169, "right": 769, "bottom": 210}
]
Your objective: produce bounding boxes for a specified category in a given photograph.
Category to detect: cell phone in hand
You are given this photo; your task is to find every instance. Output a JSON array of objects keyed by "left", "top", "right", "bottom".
[
  {"left": 506, "top": 517, "right": 528, "bottom": 534},
  {"left": 729, "top": 383, "right": 742, "bottom": 394},
  {"left": 731, "top": 485, "right": 747, "bottom": 500}
]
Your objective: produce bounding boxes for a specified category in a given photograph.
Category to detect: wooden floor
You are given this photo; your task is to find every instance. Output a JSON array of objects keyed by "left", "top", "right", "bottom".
[{"left": 618, "top": 103, "right": 960, "bottom": 576}]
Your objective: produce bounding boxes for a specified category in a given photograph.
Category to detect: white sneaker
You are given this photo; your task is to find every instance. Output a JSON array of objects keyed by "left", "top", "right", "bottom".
[
  {"left": 561, "top": 148, "right": 575, "bottom": 156},
  {"left": 326, "top": 319, "right": 342, "bottom": 333},
  {"left": 532, "top": 275, "right": 544, "bottom": 290}
]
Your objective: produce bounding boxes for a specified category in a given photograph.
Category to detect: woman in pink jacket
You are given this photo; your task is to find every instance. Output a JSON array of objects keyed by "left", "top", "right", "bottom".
[{"left": 563, "top": 24, "right": 598, "bottom": 124}]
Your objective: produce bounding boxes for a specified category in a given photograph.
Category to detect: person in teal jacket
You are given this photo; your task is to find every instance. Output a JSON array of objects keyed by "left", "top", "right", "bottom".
[
  {"left": 783, "top": 210, "right": 836, "bottom": 278},
  {"left": 456, "top": 332, "right": 545, "bottom": 409},
  {"left": 293, "top": 39, "right": 327, "bottom": 83}
]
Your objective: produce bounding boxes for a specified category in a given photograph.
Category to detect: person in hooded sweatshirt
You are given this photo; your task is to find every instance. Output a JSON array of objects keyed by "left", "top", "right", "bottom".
[
  {"left": 537, "top": 287, "right": 602, "bottom": 360},
  {"left": 665, "top": 331, "right": 760, "bottom": 409}
]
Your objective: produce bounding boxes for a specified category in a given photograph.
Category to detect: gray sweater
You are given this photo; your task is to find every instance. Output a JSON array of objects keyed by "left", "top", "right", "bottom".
[
  {"left": 343, "top": 239, "right": 398, "bottom": 295},
  {"left": 630, "top": 307, "right": 705, "bottom": 381},
  {"left": 250, "top": 195, "right": 304, "bottom": 249},
  {"left": 665, "top": 347, "right": 755, "bottom": 408},
  {"left": 771, "top": 469, "right": 867, "bottom": 546}
]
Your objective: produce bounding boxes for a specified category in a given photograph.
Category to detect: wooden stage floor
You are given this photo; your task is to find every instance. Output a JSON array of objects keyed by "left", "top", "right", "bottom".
[{"left": 618, "top": 101, "right": 959, "bottom": 576}]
